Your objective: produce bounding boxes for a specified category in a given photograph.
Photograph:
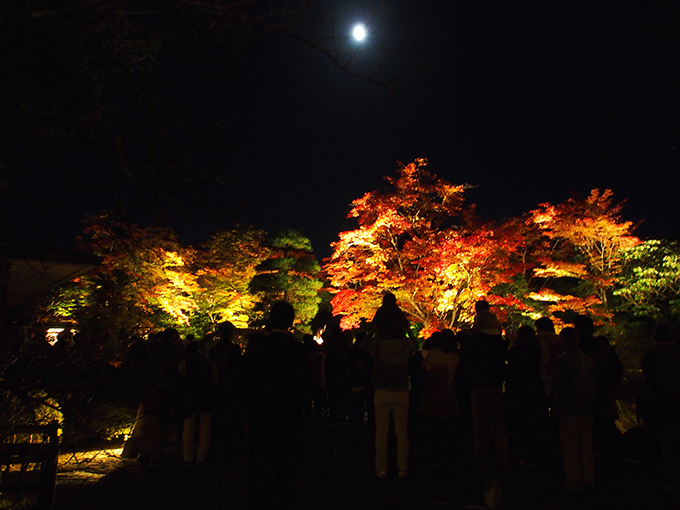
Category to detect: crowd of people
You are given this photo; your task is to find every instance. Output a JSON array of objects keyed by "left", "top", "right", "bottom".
[{"left": 116, "top": 296, "right": 680, "bottom": 509}]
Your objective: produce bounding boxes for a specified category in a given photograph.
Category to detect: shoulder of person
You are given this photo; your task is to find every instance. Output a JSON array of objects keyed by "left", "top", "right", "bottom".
[
  {"left": 584, "top": 350, "right": 599, "bottom": 367},
  {"left": 245, "top": 332, "right": 267, "bottom": 352},
  {"left": 360, "top": 334, "right": 377, "bottom": 351}
]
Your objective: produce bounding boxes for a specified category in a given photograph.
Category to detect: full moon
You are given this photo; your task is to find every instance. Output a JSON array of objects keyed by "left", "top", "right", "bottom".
[{"left": 352, "top": 23, "right": 367, "bottom": 41}]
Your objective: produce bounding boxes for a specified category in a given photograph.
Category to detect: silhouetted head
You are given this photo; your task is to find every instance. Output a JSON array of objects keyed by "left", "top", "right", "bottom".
[
  {"left": 475, "top": 300, "right": 490, "bottom": 313},
  {"left": 269, "top": 301, "right": 295, "bottom": 331},
  {"left": 425, "top": 331, "right": 440, "bottom": 350},
  {"left": 515, "top": 326, "right": 537, "bottom": 350},
  {"left": 534, "top": 317, "right": 555, "bottom": 334},
  {"left": 653, "top": 323, "right": 676, "bottom": 344},
  {"left": 185, "top": 341, "right": 201, "bottom": 357},
  {"left": 573, "top": 315, "right": 595, "bottom": 339},
  {"left": 559, "top": 327, "right": 579, "bottom": 349},
  {"left": 217, "top": 321, "right": 236, "bottom": 341},
  {"left": 439, "top": 329, "right": 458, "bottom": 353},
  {"left": 382, "top": 292, "right": 397, "bottom": 306},
  {"left": 163, "top": 328, "right": 181, "bottom": 343}
]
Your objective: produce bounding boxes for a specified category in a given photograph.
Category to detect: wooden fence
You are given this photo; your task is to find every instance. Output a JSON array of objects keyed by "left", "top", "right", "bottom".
[{"left": 0, "top": 421, "right": 60, "bottom": 509}]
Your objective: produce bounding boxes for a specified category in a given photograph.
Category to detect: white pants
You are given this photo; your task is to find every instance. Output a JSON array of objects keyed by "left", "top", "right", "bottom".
[
  {"left": 373, "top": 389, "right": 409, "bottom": 472},
  {"left": 183, "top": 411, "right": 211, "bottom": 463}
]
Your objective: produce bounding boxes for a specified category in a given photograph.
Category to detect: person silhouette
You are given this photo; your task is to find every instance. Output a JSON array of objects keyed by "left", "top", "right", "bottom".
[
  {"left": 361, "top": 292, "right": 416, "bottom": 479},
  {"left": 552, "top": 327, "right": 598, "bottom": 493},
  {"left": 243, "top": 301, "right": 313, "bottom": 510},
  {"left": 210, "top": 321, "right": 242, "bottom": 461},
  {"left": 178, "top": 341, "right": 218, "bottom": 466},
  {"left": 468, "top": 300, "right": 508, "bottom": 471},
  {"left": 641, "top": 323, "right": 680, "bottom": 493}
]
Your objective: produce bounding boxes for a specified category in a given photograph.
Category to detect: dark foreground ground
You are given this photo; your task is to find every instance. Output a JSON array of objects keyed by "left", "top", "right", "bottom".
[{"left": 53, "top": 419, "right": 677, "bottom": 510}]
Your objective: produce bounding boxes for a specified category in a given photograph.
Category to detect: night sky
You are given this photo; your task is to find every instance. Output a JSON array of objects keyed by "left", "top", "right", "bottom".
[{"left": 2, "top": 1, "right": 679, "bottom": 259}]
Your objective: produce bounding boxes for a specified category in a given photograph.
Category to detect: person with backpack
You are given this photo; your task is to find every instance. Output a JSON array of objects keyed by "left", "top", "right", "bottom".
[{"left": 361, "top": 292, "right": 417, "bottom": 479}]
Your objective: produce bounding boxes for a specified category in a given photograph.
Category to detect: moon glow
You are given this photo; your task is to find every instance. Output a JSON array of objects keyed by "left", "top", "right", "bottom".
[{"left": 352, "top": 24, "right": 367, "bottom": 41}]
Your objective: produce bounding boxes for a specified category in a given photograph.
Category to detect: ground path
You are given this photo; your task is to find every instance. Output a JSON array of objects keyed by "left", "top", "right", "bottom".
[{"left": 54, "top": 420, "right": 676, "bottom": 510}]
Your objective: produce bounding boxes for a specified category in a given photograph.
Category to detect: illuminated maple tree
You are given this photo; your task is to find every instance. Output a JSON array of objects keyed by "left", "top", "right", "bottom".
[
  {"left": 51, "top": 220, "right": 276, "bottom": 337},
  {"left": 45, "top": 181, "right": 647, "bottom": 350},
  {"left": 429, "top": 220, "right": 529, "bottom": 329},
  {"left": 49, "top": 215, "right": 203, "bottom": 342},
  {"left": 324, "top": 159, "right": 525, "bottom": 335},
  {"left": 89, "top": 216, "right": 202, "bottom": 326},
  {"left": 525, "top": 189, "right": 640, "bottom": 322},
  {"left": 193, "top": 227, "right": 271, "bottom": 330},
  {"left": 48, "top": 219, "right": 319, "bottom": 340}
]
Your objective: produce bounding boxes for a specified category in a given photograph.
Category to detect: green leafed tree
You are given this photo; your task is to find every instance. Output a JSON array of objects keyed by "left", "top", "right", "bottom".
[
  {"left": 614, "top": 239, "right": 680, "bottom": 324},
  {"left": 249, "top": 229, "right": 322, "bottom": 333}
]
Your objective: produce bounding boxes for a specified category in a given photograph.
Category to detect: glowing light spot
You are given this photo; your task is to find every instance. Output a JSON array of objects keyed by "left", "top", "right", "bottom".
[
  {"left": 314, "top": 326, "right": 326, "bottom": 345},
  {"left": 352, "top": 23, "right": 366, "bottom": 41},
  {"left": 46, "top": 328, "right": 64, "bottom": 346}
]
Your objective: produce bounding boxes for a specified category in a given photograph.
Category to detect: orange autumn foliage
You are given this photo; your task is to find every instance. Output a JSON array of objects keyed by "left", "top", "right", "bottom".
[{"left": 325, "top": 159, "right": 525, "bottom": 335}]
